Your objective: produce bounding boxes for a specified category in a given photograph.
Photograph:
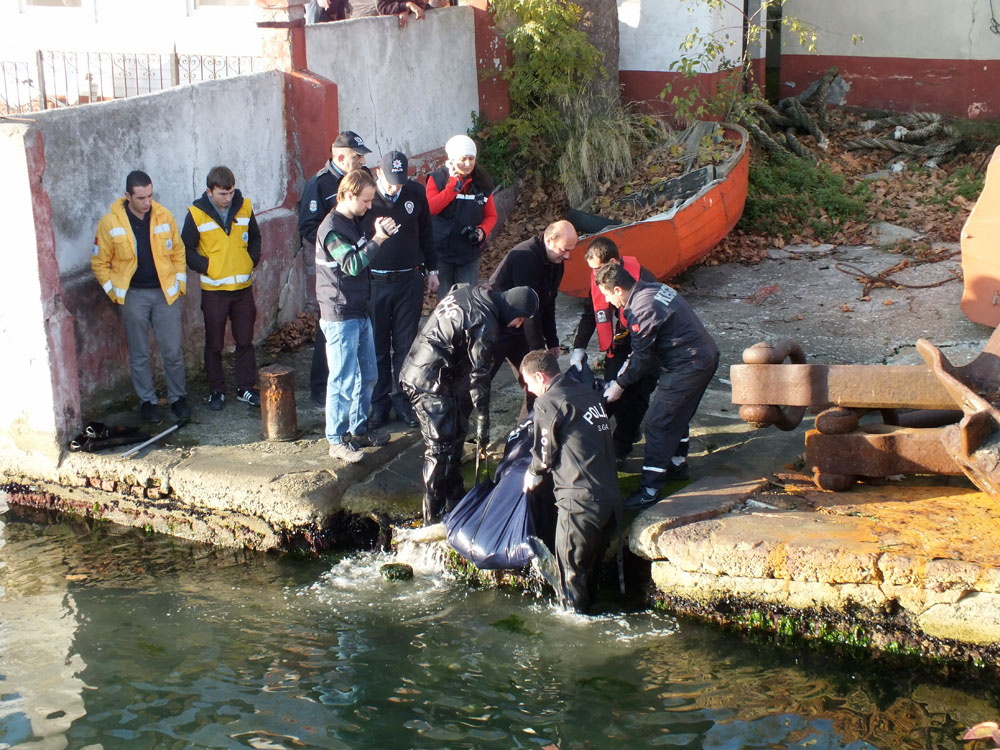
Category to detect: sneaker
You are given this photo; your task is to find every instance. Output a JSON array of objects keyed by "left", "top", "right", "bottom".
[
  {"left": 140, "top": 400, "right": 162, "bottom": 424},
  {"left": 208, "top": 391, "right": 225, "bottom": 411},
  {"left": 329, "top": 440, "right": 364, "bottom": 464},
  {"left": 171, "top": 396, "right": 191, "bottom": 420},
  {"left": 624, "top": 486, "right": 658, "bottom": 510},
  {"left": 237, "top": 388, "right": 261, "bottom": 407},
  {"left": 352, "top": 430, "right": 388, "bottom": 447},
  {"left": 666, "top": 462, "right": 690, "bottom": 481}
]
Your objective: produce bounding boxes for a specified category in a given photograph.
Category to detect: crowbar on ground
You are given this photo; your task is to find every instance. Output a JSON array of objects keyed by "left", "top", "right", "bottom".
[{"left": 121, "top": 423, "right": 180, "bottom": 458}]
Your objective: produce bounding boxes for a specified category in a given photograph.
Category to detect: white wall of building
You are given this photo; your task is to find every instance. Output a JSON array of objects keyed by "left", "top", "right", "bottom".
[
  {"left": 304, "top": 7, "right": 479, "bottom": 161},
  {"left": 781, "top": 0, "right": 995, "bottom": 60},
  {"left": 0, "top": 0, "right": 261, "bottom": 59},
  {"left": 618, "top": 0, "right": 759, "bottom": 74}
]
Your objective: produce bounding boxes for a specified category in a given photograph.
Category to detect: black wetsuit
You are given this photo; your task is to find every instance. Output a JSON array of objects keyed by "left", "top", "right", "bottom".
[
  {"left": 529, "top": 372, "right": 621, "bottom": 613},
  {"left": 615, "top": 281, "right": 719, "bottom": 491},
  {"left": 399, "top": 284, "right": 503, "bottom": 523}
]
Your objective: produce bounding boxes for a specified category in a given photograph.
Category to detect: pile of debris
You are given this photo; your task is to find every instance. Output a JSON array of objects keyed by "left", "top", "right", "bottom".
[{"left": 265, "top": 311, "right": 318, "bottom": 354}]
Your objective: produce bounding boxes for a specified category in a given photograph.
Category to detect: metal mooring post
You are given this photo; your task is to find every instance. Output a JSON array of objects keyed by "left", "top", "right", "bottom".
[{"left": 259, "top": 365, "right": 298, "bottom": 440}]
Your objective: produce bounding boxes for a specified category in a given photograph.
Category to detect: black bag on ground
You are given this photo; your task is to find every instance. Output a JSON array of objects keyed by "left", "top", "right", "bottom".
[{"left": 68, "top": 422, "right": 149, "bottom": 452}]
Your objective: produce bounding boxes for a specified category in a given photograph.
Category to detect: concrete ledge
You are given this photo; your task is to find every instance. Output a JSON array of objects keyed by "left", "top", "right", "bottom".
[{"left": 628, "top": 474, "right": 768, "bottom": 560}]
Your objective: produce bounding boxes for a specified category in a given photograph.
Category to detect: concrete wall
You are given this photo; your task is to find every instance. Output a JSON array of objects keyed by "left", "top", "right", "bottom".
[
  {"left": 304, "top": 6, "right": 479, "bottom": 165},
  {"left": 5, "top": 69, "right": 306, "bottom": 435},
  {"left": 780, "top": 0, "right": 999, "bottom": 118}
]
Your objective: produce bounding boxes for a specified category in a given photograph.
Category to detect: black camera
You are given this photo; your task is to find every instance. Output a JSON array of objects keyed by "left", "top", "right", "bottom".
[{"left": 460, "top": 225, "right": 481, "bottom": 244}]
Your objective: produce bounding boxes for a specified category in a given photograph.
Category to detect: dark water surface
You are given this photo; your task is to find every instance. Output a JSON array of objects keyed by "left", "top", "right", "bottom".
[{"left": 2, "top": 505, "right": 997, "bottom": 749}]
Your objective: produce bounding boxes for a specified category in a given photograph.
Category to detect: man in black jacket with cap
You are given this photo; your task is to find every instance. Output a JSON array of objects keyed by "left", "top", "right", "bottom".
[
  {"left": 521, "top": 349, "right": 622, "bottom": 613},
  {"left": 595, "top": 263, "right": 719, "bottom": 510},
  {"left": 366, "top": 150, "right": 437, "bottom": 429},
  {"left": 400, "top": 284, "right": 539, "bottom": 524},
  {"left": 298, "top": 130, "right": 372, "bottom": 404}
]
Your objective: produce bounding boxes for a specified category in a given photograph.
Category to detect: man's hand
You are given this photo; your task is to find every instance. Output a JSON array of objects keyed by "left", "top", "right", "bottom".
[
  {"left": 426, "top": 272, "right": 440, "bottom": 295},
  {"left": 373, "top": 216, "right": 398, "bottom": 242},
  {"left": 548, "top": 346, "right": 562, "bottom": 359},
  {"left": 604, "top": 381, "right": 624, "bottom": 403},
  {"left": 406, "top": 1, "right": 426, "bottom": 19},
  {"left": 569, "top": 348, "right": 586, "bottom": 371},
  {"left": 474, "top": 412, "right": 490, "bottom": 446},
  {"left": 317, "top": 0, "right": 331, "bottom": 8},
  {"left": 522, "top": 470, "right": 543, "bottom": 494}
]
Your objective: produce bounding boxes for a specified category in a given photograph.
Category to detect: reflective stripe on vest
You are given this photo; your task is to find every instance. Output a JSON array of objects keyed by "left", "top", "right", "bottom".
[
  {"left": 590, "top": 255, "right": 641, "bottom": 352},
  {"left": 200, "top": 273, "right": 252, "bottom": 287}
]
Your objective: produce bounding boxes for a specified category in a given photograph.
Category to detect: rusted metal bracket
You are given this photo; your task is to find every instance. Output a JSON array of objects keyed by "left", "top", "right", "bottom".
[{"left": 732, "top": 328, "right": 1000, "bottom": 494}]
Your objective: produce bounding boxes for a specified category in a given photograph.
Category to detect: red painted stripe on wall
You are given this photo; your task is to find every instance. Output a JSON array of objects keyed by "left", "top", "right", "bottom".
[{"left": 781, "top": 54, "right": 998, "bottom": 119}]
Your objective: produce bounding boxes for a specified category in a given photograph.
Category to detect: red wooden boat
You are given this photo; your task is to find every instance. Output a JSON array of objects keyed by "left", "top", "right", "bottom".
[{"left": 560, "top": 123, "right": 750, "bottom": 298}]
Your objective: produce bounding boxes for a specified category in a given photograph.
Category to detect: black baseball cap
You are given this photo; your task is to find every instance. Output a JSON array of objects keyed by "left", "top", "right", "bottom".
[
  {"left": 381, "top": 151, "right": 408, "bottom": 185},
  {"left": 332, "top": 130, "right": 372, "bottom": 154}
]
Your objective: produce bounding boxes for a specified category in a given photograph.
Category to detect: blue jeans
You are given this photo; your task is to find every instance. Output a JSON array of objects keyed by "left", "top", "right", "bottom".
[{"left": 320, "top": 317, "right": 377, "bottom": 445}]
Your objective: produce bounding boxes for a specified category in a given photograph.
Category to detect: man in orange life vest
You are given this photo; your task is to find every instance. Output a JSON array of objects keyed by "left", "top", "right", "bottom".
[{"left": 569, "top": 237, "right": 660, "bottom": 470}]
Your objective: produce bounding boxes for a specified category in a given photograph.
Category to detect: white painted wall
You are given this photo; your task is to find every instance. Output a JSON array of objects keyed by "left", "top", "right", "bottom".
[
  {"left": 304, "top": 6, "right": 479, "bottom": 161},
  {"left": 0, "top": 0, "right": 261, "bottom": 59},
  {"left": 618, "top": 0, "right": 760, "bottom": 73},
  {"left": 28, "top": 71, "right": 288, "bottom": 277},
  {"left": 0, "top": 123, "right": 62, "bottom": 460},
  {"left": 781, "top": 0, "right": 995, "bottom": 60}
]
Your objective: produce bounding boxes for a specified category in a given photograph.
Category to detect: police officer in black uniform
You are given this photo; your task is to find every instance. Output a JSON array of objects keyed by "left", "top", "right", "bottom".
[
  {"left": 521, "top": 349, "right": 622, "bottom": 613},
  {"left": 365, "top": 151, "right": 437, "bottom": 429},
  {"left": 400, "top": 285, "right": 539, "bottom": 524},
  {"left": 486, "top": 219, "right": 577, "bottom": 413},
  {"left": 298, "top": 130, "right": 372, "bottom": 404},
  {"left": 595, "top": 263, "right": 719, "bottom": 509},
  {"left": 570, "top": 237, "right": 658, "bottom": 469}
]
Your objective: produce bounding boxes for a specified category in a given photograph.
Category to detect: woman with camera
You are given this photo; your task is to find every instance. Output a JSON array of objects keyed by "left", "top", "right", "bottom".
[{"left": 425, "top": 134, "right": 497, "bottom": 300}]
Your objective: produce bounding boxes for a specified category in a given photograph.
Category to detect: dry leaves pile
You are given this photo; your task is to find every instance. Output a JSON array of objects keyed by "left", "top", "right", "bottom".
[
  {"left": 265, "top": 311, "right": 318, "bottom": 353},
  {"left": 705, "top": 109, "right": 986, "bottom": 266}
]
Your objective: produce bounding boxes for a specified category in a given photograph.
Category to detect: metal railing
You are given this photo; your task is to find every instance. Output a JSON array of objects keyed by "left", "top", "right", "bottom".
[{"left": 0, "top": 49, "right": 264, "bottom": 115}]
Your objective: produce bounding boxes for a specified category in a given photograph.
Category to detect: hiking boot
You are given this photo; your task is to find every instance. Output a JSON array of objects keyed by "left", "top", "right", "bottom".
[
  {"left": 624, "top": 486, "right": 658, "bottom": 510},
  {"left": 396, "top": 405, "right": 419, "bottom": 428},
  {"left": 329, "top": 440, "right": 364, "bottom": 464},
  {"left": 236, "top": 388, "right": 260, "bottom": 407},
  {"left": 352, "top": 430, "right": 388, "bottom": 447},
  {"left": 207, "top": 391, "right": 225, "bottom": 411},
  {"left": 170, "top": 396, "right": 191, "bottom": 420},
  {"left": 666, "top": 462, "right": 690, "bottom": 481},
  {"left": 140, "top": 400, "right": 162, "bottom": 424}
]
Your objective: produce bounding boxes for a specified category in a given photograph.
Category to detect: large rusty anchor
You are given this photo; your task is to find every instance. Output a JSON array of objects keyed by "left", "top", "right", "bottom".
[
  {"left": 917, "top": 330, "right": 1000, "bottom": 496},
  {"left": 730, "top": 329, "right": 1000, "bottom": 493}
]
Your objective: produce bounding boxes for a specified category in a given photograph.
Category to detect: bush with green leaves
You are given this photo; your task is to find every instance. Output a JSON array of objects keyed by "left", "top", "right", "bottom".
[{"left": 741, "top": 151, "right": 871, "bottom": 240}]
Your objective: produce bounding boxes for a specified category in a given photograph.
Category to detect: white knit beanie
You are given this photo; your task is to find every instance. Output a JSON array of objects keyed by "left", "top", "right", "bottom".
[{"left": 445, "top": 134, "right": 477, "bottom": 160}]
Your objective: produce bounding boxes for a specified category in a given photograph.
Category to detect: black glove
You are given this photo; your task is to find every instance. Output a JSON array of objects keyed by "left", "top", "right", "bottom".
[{"left": 474, "top": 412, "right": 490, "bottom": 446}]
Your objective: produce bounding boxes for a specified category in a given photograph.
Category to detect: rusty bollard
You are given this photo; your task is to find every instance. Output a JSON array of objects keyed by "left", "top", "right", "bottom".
[{"left": 260, "top": 365, "right": 298, "bottom": 440}]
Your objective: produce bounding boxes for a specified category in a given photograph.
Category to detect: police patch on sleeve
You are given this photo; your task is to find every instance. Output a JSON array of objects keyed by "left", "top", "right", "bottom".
[
  {"left": 309, "top": 199, "right": 318, "bottom": 213},
  {"left": 404, "top": 200, "right": 414, "bottom": 215}
]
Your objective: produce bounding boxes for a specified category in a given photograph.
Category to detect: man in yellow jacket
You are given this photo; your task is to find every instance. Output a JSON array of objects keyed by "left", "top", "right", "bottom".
[
  {"left": 92, "top": 170, "right": 189, "bottom": 424},
  {"left": 182, "top": 166, "right": 262, "bottom": 410}
]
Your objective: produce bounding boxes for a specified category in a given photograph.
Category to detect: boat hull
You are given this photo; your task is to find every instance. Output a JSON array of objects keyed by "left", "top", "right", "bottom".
[{"left": 561, "top": 123, "right": 750, "bottom": 298}]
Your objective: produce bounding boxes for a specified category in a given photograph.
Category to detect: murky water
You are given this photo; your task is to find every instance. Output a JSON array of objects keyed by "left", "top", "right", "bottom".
[{"left": 2, "top": 504, "right": 998, "bottom": 750}]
